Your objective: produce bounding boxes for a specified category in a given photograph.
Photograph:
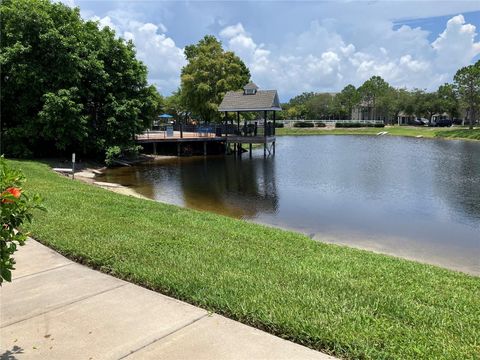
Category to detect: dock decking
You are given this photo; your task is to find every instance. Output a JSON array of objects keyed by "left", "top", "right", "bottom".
[{"left": 135, "top": 131, "right": 276, "bottom": 156}]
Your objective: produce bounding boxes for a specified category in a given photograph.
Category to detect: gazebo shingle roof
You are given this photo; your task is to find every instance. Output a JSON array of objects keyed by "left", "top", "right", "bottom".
[
  {"left": 243, "top": 82, "right": 259, "bottom": 90},
  {"left": 218, "top": 89, "right": 282, "bottom": 112}
]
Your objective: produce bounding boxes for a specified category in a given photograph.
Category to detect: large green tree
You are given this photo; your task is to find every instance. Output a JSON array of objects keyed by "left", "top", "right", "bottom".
[
  {"left": 358, "top": 76, "right": 390, "bottom": 120},
  {"left": 454, "top": 61, "right": 480, "bottom": 129},
  {"left": 0, "top": 0, "right": 161, "bottom": 158},
  {"left": 180, "top": 35, "right": 250, "bottom": 123},
  {"left": 437, "top": 83, "right": 460, "bottom": 120},
  {"left": 337, "top": 85, "right": 360, "bottom": 119}
]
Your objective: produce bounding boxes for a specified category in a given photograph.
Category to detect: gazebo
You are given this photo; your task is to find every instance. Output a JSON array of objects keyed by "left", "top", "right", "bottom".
[{"left": 218, "top": 82, "right": 282, "bottom": 156}]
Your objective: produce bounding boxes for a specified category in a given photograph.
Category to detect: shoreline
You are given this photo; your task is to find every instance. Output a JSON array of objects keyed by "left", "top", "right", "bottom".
[
  {"left": 68, "top": 166, "right": 479, "bottom": 277},
  {"left": 275, "top": 125, "right": 480, "bottom": 141}
]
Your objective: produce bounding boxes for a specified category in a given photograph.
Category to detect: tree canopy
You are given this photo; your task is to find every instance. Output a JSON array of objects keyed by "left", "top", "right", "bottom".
[
  {"left": 454, "top": 61, "right": 480, "bottom": 129},
  {"left": 180, "top": 35, "right": 250, "bottom": 123},
  {"left": 0, "top": 0, "right": 162, "bottom": 158}
]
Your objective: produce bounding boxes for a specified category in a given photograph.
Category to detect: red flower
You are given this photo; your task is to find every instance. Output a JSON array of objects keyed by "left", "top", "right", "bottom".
[{"left": 1, "top": 187, "right": 22, "bottom": 203}]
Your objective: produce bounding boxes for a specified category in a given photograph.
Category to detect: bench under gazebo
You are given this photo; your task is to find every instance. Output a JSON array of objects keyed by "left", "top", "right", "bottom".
[{"left": 218, "top": 82, "right": 282, "bottom": 156}]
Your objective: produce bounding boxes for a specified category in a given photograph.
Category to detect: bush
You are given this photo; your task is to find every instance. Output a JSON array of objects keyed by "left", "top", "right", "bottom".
[
  {"left": 105, "top": 146, "right": 122, "bottom": 167},
  {"left": 293, "top": 122, "right": 314, "bottom": 128},
  {"left": 105, "top": 145, "right": 142, "bottom": 166},
  {"left": 315, "top": 123, "right": 326, "bottom": 127},
  {"left": 274, "top": 123, "right": 284, "bottom": 128},
  {"left": 335, "top": 122, "right": 385, "bottom": 128},
  {"left": 0, "top": 157, "right": 44, "bottom": 284}
]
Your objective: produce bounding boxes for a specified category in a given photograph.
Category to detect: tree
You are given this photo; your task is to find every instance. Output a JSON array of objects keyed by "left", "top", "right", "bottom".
[
  {"left": 437, "top": 83, "right": 460, "bottom": 121},
  {"left": 305, "top": 93, "right": 336, "bottom": 119},
  {"left": 180, "top": 35, "right": 250, "bottom": 123},
  {"left": 289, "top": 92, "right": 316, "bottom": 107},
  {"left": 337, "top": 85, "right": 360, "bottom": 120},
  {"left": 454, "top": 62, "right": 480, "bottom": 129},
  {"left": 0, "top": 0, "right": 161, "bottom": 158},
  {"left": 413, "top": 90, "right": 441, "bottom": 124},
  {"left": 358, "top": 76, "right": 390, "bottom": 120}
]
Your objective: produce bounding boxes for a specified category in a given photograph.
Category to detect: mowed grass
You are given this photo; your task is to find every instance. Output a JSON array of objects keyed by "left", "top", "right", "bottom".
[
  {"left": 13, "top": 160, "right": 480, "bottom": 359},
  {"left": 435, "top": 128, "right": 480, "bottom": 141},
  {"left": 276, "top": 125, "right": 480, "bottom": 140}
]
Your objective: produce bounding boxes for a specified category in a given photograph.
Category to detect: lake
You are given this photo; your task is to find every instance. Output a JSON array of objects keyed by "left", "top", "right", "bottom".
[{"left": 101, "top": 136, "right": 480, "bottom": 275}]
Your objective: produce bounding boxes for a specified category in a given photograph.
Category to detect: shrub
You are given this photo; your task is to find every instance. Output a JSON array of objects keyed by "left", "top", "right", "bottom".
[
  {"left": 293, "top": 122, "right": 314, "bottom": 128},
  {"left": 105, "top": 145, "right": 142, "bottom": 166},
  {"left": 335, "top": 122, "right": 385, "bottom": 128},
  {"left": 0, "top": 157, "right": 44, "bottom": 284},
  {"left": 105, "top": 146, "right": 122, "bottom": 167},
  {"left": 274, "top": 123, "right": 284, "bottom": 128},
  {"left": 315, "top": 123, "right": 326, "bottom": 127}
]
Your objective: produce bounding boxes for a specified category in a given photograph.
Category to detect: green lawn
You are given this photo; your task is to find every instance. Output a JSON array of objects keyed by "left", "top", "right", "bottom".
[
  {"left": 13, "top": 160, "right": 480, "bottom": 359},
  {"left": 276, "top": 126, "right": 480, "bottom": 141}
]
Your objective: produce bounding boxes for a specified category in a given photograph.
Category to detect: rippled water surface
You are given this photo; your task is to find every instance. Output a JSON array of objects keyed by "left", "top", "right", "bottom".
[{"left": 101, "top": 136, "right": 480, "bottom": 274}]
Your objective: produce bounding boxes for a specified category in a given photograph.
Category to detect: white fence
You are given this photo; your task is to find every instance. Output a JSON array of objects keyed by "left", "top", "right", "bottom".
[{"left": 278, "top": 119, "right": 385, "bottom": 127}]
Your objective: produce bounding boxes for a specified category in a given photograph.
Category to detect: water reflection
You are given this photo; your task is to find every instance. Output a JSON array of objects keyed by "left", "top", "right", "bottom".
[
  {"left": 101, "top": 136, "right": 480, "bottom": 275},
  {"left": 103, "top": 156, "right": 279, "bottom": 218}
]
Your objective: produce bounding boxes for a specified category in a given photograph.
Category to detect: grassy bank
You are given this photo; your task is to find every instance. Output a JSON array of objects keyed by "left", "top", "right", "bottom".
[
  {"left": 276, "top": 126, "right": 480, "bottom": 140},
  {"left": 13, "top": 160, "right": 480, "bottom": 359}
]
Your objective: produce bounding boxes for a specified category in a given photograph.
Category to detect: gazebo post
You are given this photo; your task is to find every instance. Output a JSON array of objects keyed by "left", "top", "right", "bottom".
[
  {"left": 237, "top": 112, "right": 240, "bottom": 133},
  {"left": 273, "top": 110, "right": 276, "bottom": 155},
  {"left": 237, "top": 111, "right": 241, "bottom": 156},
  {"left": 264, "top": 110, "right": 267, "bottom": 157}
]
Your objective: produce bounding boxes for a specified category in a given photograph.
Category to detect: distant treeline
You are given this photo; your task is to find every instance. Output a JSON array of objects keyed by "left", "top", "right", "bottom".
[{"left": 277, "top": 64, "right": 480, "bottom": 128}]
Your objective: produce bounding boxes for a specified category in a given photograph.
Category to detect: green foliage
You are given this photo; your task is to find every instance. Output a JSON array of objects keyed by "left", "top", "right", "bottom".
[
  {"left": 0, "top": 0, "right": 162, "bottom": 158},
  {"left": 437, "top": 83, "right": 460, "bottom": 119},
  {"left": 293, "top": 122, "right": 314, "bottom": 128},
  {"left": 315, "top": 122, "right": 326, "bottom": 127},
  {"left": 15, "top": 159, "right": 480, "bottom": 359},
  {"left": 358, "top": 76, "right": 391, "bottom": 120},
  {"left": 105, "top": 145, "right": 142, "bottom": 167},
  {"left": 304, "top": 93, "right": 337, "bottom": 119},
  {"left": 180, "top": 35, "right": 250, "bottom": 123},
  {"left": 337, "top": 84, "right": 360, "bottom": 118},
  {"left": 454, "top": 61, "right": 480, "bottom": 129},
  {"left": 0, "top": 157, "right": 44, "bottom": 284},
  {"left": 105, "top": 146, "right": 122, "bottom": 167},
  {"left": 288, "top": 92, "right": 316, "bottom": 107},
  {"left": 335, "top": 122, "right": 385, "bottom": 128}
]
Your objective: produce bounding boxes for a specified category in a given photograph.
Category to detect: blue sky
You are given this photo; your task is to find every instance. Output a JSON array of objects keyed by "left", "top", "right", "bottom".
[{"left": 64, "top": 1, "right": 480, "bottom": 101}]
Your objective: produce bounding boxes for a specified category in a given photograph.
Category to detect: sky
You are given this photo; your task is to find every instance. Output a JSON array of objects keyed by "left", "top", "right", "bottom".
[{"left": 62, "top": 0, "right": 480, "bottom": 101}]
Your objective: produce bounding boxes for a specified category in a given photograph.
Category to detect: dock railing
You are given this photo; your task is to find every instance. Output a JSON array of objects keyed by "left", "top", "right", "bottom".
[{"left": 139, "top": 122, "right": 275, "bottom": 140}]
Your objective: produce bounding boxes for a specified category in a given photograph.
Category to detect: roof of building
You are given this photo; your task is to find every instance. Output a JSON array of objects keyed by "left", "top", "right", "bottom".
[
  {"left": 243, "top": 82, "right": 259, "bottom": 90},
  {"left": 218, "top": 87, "right": 282, "bottom": 112}
]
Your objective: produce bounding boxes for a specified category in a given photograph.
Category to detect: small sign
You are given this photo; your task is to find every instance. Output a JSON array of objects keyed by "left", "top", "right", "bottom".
[
  {"left": 72, "top": 153, "right": 76, "bottom": 180},
  {"left": 166, "top": 125, "right": 174, "bottom": 137}
]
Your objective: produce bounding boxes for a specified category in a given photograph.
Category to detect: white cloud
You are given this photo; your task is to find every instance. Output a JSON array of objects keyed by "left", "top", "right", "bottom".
[
  {"left": 82, "top": 4, "right": 480, "bottom": 100},
  {"left": 432, "top": 15, "right": 480, "bottom": 71},
  {"left": 219, "top": 15, "right": 480, "bottom": 99},
  {"left": 89, "top": 14, "right": 186, "bottom": 95}
]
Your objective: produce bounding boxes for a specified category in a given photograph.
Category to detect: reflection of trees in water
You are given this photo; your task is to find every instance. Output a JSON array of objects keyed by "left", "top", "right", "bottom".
[
  {"left": 178, "top": 156, "right": 279, "bottom": 218},
  {"left": 433, "top": 141, "right": 480, "bottom": 222}
]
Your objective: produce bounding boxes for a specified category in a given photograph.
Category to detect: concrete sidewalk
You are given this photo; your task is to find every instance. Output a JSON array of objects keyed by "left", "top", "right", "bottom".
[{"left": 1, "top": 240, "right": 336, "bottom": 360}]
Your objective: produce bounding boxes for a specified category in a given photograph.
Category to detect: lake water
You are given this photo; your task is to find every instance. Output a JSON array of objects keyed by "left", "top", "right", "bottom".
[{"left": 101, "top": 136, "right": 480, "bottom": 275}]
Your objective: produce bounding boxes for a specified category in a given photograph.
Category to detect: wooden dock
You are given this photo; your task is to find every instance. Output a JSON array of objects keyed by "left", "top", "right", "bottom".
[{"left": 135, "top": 131, "right": 275, "bottom": 156}]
